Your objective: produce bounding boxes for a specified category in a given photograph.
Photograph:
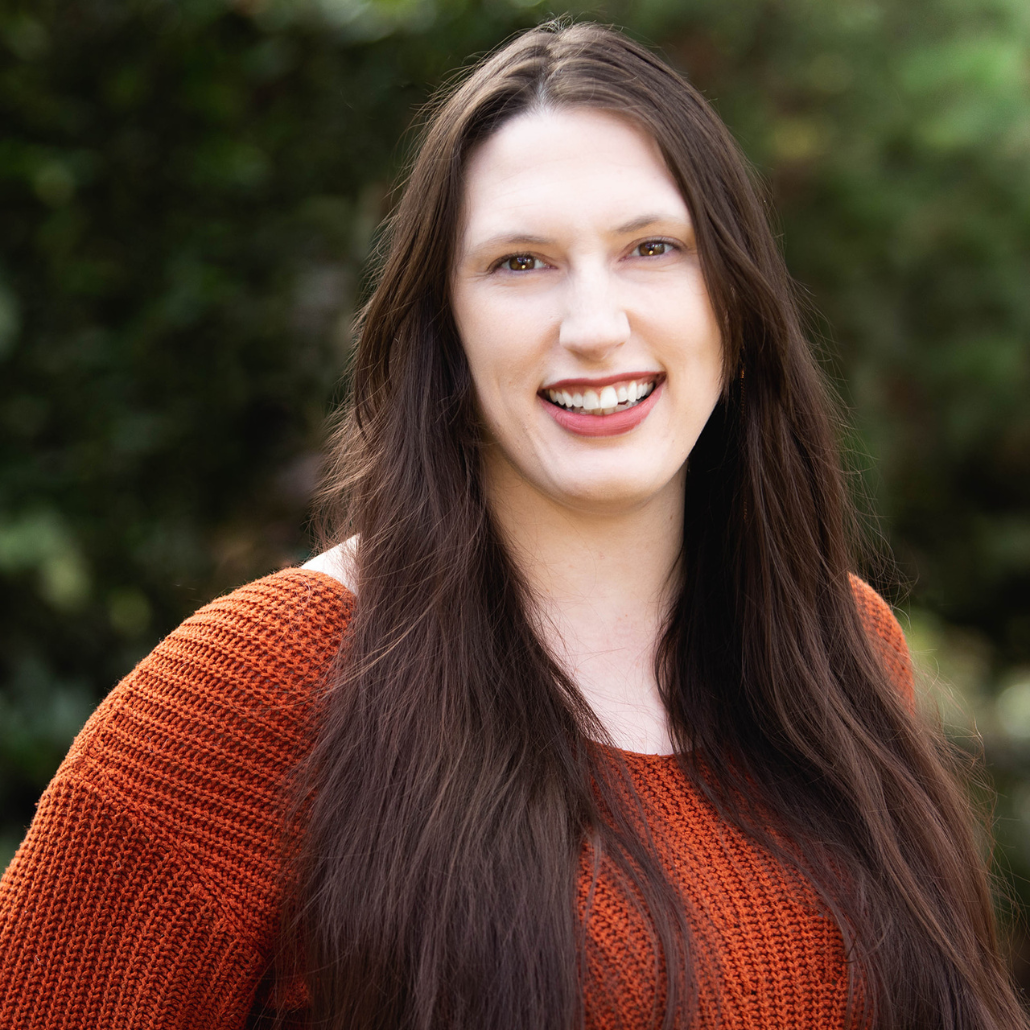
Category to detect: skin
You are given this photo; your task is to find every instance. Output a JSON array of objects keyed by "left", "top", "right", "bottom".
[{"left": 448, "top": 107, "right": 725, "bottom": 754}]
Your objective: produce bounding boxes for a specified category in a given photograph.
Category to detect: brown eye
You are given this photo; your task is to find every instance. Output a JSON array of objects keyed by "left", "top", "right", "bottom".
[
  {"left": 503, "top": 254, "right": 538, "bottom": 271},
  {"left": 636, "top": 240, "right": 669, "bottom": 257}
]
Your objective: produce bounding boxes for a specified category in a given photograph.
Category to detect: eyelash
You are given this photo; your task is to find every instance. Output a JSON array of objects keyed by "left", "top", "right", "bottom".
[
  {"left": 494, "top": 254, "right": 546, "bottom": 273},
  {"left": 633, "top": 238, "right": 677, "bottom": 258},
  {"left": 492, "top": 238, "right": 678, "bottom": 273}
]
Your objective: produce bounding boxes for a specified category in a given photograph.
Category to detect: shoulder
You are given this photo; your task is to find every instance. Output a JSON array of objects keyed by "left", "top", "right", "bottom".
[
  {"left": 847, "top": 573, "right": 915, "bottom": 706},
  {"left": 0, "top": 567, "right": 356, "bottom": 1016},
  {"left": 302, "top": 536, "right": 358, "bottom": 595},
  {"left": 69, "top": 566, "right": 356, "bottom": 768},
  {"left": 153, "top": 565, "right": 356, "bottom": 700},
  {"left": 48, "top": 567, "right": 356, "bottom": 924}
]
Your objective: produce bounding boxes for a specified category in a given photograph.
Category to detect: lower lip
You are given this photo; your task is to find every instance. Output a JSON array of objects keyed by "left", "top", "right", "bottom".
[{"left": 541, "top": 382, "right": 664, "bottom": 437}]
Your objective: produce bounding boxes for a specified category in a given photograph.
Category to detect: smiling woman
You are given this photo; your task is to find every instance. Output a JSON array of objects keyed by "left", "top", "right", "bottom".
[
  {"left": 0, "top": 19, "right": 1027, "bottom": 1030},
  {"left": 449, "top": 106, "right": 725, "bottom": 754}
]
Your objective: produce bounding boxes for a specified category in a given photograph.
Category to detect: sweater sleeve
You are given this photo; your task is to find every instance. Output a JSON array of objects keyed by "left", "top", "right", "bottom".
[
  {"left": 848, "top": 573, "right": 916, "bottom": 709},
  {"left": 0, "top": 569, "right": 352, "bottom": 1030}
]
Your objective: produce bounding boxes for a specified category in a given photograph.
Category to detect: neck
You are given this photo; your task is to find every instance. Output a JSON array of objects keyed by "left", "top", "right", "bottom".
[
  {"left": 491, "top": 489, "right": 684, "bottom": 625},
  {"left": 484, "top": 457, "right": 685, "bottom": 753}
]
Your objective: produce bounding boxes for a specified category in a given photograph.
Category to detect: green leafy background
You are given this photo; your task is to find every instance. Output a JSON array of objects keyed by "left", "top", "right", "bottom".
[{"left": 2, "top": 0, "right": 1029, "bottom": 987}]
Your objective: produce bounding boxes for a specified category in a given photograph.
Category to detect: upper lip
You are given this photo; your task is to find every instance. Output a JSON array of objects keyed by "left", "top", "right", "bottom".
[{"left": 540, "top": 371, "right": 664, "bottom": 392}]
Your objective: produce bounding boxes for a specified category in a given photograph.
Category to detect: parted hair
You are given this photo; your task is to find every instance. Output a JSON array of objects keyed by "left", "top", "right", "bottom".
[{"left": 289, "top": 20, "right": 1027, "bottom": 1030}]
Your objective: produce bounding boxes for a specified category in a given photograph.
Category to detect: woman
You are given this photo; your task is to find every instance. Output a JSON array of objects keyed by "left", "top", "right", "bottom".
[{"left": 0, "top": 20, "right": 1024, "bottom": 1030}]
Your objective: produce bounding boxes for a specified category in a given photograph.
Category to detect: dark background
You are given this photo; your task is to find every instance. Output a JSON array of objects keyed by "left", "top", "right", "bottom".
[{"left": 2, "top": 0, "right": 1029, "bottom": 984}]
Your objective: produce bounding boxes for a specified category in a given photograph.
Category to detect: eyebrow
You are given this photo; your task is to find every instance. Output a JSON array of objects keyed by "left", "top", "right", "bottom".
[
  {"left": 613, "top": 213, "right": 690, "bottom": 235},
  {"left": 471, "top": 232, "right": 552, "bottom": 250},
  {"left": 466, "top": 213, "right": 692, "bottom": 255}
]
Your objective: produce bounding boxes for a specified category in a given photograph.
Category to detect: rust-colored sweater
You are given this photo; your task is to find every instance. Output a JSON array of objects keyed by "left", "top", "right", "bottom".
[{"left": 0, "top": 569, "right": 914, "bottom": 1029}]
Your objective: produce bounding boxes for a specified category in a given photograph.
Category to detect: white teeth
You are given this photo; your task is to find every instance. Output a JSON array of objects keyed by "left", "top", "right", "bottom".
[{"left": 544, "top": 378, "right": 657, "bottom": 414}]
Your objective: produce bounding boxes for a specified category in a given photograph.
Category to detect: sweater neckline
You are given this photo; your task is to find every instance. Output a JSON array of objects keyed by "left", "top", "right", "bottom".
[{"left": 595, "top": 742, "right": 681, "bottom": 763}]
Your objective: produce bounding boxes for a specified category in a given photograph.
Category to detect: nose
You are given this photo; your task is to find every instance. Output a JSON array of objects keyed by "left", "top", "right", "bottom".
[{"left": 557, "top": 266, "right": 630, "bottom": 359}]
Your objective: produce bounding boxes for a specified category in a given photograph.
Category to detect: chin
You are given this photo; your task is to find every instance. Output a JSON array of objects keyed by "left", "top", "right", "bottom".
[{"left": 552, "top": 481, "right": 666, "bottom": 515}]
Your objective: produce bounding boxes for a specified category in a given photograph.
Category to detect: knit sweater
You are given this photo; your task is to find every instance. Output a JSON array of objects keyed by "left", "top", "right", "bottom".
[{"left": 0, "top": 569, "right": 914, "bottom": 1030}]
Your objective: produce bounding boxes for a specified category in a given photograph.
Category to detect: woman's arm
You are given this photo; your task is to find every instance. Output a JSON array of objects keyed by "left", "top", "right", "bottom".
[{"left": 0, "top": 569, "right": 352, "bottom": 1029}]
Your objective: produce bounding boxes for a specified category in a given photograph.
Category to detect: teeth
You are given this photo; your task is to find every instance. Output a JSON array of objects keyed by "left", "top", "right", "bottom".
[{"left": 544, "top": 378, "right": 657, "bottom": 414}]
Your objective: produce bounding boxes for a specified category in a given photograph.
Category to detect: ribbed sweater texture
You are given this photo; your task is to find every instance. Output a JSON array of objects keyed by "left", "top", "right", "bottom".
[{"left": 0, "top": 569, "right": 914, "bottom": 1029}]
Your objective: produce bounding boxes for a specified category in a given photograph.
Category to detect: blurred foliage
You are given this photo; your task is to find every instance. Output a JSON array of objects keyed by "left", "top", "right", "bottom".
[{"left": 1, "top": 0, "right": 1028, "bottom": 981}]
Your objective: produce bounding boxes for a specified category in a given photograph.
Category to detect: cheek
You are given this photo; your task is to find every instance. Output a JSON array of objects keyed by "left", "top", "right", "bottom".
[
  {"left": 454, "top": 291, "right": 510, "bottom": 378},
  {"left": 458, "top": 321, "right": 542, "bottom": 414},
  {"left": 462, "top": 338, "right": 512, "bottom": 409},
  {"left": 643, "top": 289, "right": 723, "bottom": 370},
  {"left": 459, "top": 340, "right": 525, "bottom": 445}
]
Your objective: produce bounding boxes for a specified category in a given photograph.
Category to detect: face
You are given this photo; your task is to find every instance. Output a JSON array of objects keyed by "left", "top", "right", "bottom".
[{"left": 450, "top": 107, "right": 724, "bottom": 519}]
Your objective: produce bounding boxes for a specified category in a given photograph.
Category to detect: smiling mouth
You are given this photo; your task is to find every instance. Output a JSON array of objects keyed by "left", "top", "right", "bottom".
[{"left": 541, "top": 377, "right": 659, "bottom": 416}]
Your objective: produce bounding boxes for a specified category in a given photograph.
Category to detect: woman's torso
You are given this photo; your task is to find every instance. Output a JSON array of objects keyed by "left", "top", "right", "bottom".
[{"left": 0, "top": 567, "right": 910, "bottom": 1028}]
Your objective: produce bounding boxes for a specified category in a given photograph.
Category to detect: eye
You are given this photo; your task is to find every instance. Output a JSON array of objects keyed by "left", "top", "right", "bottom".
[
  {"left": 634, "top": 239, "right": 674, "bottom": 258},
  {"left": 498, "top": 254, "right": 543, "bottom": 272}
]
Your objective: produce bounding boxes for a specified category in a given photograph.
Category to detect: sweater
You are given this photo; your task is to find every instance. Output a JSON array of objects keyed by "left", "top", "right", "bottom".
[{"left": 0, "top": 569, "right": 914, "bottom": 1029}]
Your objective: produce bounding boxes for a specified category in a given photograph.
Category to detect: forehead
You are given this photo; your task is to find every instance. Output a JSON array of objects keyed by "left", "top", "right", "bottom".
[{"left": 457, "top": 107, "right": 689, "bottom": 244}]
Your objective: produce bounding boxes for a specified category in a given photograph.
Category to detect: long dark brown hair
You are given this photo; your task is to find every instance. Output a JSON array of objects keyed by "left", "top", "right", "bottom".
[{"left": 291, "top": 21, "right": 1026, "bottom": 1030}]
